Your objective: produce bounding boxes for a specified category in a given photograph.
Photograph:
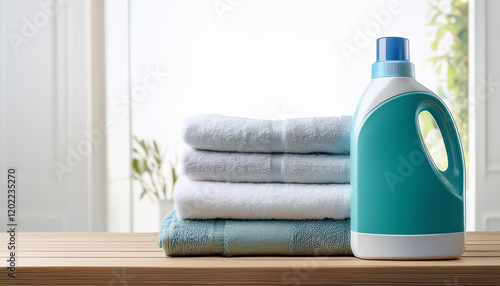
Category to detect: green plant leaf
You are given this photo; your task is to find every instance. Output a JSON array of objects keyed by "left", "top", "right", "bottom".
[
  {"left": 140, "top": 188, "right": 148, "bottom": 199},
  {"left": 143, "top": 159, "right": 151, "bottom": 174},
  {"left": 172, "top": 167, "right": 178, "bottom": 184},
  {"left": 132, "top": 175, "right": 143, "bottom": 183},
  {"left": 139, "top": 139, "right": 149, "bottom": 156},
  {"left": 431, "top": 25, "right": 448, "bottom": 50},
  {"left": 153, "top": 141, "right": 160, "bottom": 154},
  {"left": 132, "top": 158, "right": 141, "bottom": 175},
  {"left": 154, "top": 152, "right": 162, "bottom": 165}
]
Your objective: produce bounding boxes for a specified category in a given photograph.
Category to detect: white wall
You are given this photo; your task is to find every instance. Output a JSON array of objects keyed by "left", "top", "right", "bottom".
[
  {"left": 91, "top": 0, "right": 108, "bottom": 232},
  {"left": 0, "top": 0, "right": 106, "bottom": 232},
  {"left": 470, "top": 0, "right": 500, "bottom": 231}
]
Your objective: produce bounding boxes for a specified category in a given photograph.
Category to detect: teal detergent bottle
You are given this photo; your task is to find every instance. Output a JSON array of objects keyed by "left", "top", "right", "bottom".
[{"left": 351, "top": 37, "right": 465, "bottom": 259}]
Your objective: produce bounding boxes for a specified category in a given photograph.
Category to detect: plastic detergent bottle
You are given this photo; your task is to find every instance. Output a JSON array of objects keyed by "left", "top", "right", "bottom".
[{"left": 350, "top": 37, "right": 465, "bottom": 259}]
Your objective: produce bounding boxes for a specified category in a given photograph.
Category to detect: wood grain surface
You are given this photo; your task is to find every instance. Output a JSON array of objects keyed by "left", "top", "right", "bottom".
[{"left": 0, "top": 232, "right": 499, "bottom": 285}]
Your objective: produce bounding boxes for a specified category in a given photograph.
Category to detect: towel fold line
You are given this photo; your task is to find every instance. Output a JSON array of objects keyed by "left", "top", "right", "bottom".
[
  {"left": 271, "top": 120, "right": 285, "bottom": 152},
  {"left": 270, "top": 153, "right": 285, "bottom": 182},
  {"left": 211, "top": 220, "right": 225, "bottom": 255}
]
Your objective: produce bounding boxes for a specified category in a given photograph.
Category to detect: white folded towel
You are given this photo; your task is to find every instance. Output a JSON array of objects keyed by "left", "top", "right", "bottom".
[
  {"left": 182, "top": 114, "right": 351, "bottom": 154},
  {"left": 173, "top": 177, "right": 350, "bottom": 220},
  {"left": 181, "top": 148, "right": 350, "bottom": 184}
]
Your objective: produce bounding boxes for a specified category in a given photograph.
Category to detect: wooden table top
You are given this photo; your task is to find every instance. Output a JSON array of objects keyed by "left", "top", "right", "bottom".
[{"left": 0, "top": 232, "right": 499, "bottom": 285}]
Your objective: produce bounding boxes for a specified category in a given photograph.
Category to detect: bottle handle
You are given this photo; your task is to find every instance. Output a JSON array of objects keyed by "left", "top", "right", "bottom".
[{"left": 420, "top": 97, "right": 465, "bottom": 198}]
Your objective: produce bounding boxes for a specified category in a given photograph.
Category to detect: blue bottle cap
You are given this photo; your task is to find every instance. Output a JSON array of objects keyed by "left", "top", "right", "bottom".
[{"left": 376, "top": 37, "right": 410, "bottom": 61}]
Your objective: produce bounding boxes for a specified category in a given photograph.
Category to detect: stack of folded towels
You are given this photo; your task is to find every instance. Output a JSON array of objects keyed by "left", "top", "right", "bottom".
[{"left": 158, "top": 114, "right": 353, "bottom": 256}]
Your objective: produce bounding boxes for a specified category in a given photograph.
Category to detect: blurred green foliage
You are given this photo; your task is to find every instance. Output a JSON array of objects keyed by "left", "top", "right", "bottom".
[
  {"left": 132, "top": 136, "right": 179, "bottom": 201},
  {"left": 424, "top": 0, "right": 469, "bottom": 164}
]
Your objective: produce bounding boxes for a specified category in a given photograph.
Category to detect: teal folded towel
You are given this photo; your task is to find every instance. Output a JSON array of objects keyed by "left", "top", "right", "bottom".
[{"left": 158, "top": 211, "right": 352, "bottom": 256}]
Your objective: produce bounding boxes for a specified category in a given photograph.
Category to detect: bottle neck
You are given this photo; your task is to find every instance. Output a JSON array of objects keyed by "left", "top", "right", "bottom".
[{"left": 371, "top": 61, "right": 415, "bottom": 78}]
